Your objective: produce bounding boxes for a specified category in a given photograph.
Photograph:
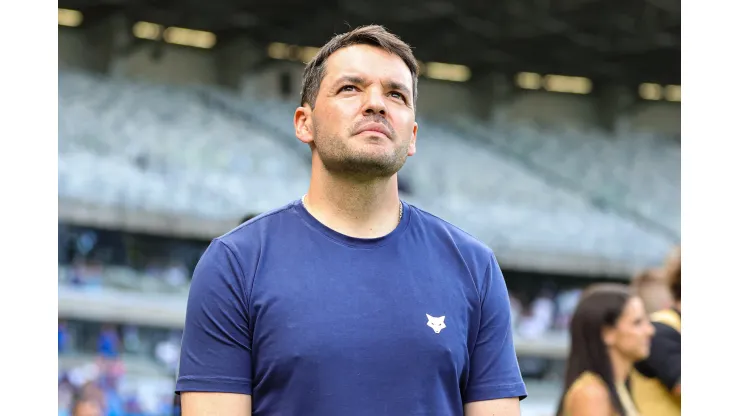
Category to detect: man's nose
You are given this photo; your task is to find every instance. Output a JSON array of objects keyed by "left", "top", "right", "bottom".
[{"left": 362, "top": 88, "right": 387, "bottom": 116}]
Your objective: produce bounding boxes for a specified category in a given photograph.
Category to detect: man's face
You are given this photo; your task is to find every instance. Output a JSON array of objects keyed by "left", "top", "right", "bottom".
[
  {"left": 298, "top": 44, "right": 418, "bottom": 179},
  {"left": 73, "top": 401, "right": 102, "bottom": 416}
]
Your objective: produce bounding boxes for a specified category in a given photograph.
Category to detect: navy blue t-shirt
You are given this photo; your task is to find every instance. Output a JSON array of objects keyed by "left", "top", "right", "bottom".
[{"left": 176, "top": 200, "right": 526, "bottom": 415}]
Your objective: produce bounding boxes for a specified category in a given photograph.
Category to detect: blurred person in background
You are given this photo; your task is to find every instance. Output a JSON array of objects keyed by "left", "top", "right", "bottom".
[
  {"left": 122, "top": 325, "right": 142, "bottom": 354},
  {"left": 554, "top": 288, "right": 582, "bottom": 331},
  {"left": 171, "top": 392, "right": 181, "bottom": 416},
  {"left": 124, "top": 395, "right": 145, "bottom": 416},
  {"left": 71, "top": 257, "right": 103, "bottom": 288},
  {"left": 75, "top": 382, "right": 107, "bottom": 416},
  {"left": 518, "top": 286, "right": 556, "bottom": 339},
  {"left": 100, "top": 374, "right": 125, "bottom": 416},
  {"left": 162, "top": 260, "right": 188, "bottom": 287},
  {"left": 97, "top": 324, "right": 120, "bottom": 359},
  {"left": 508, "top": 290, "right": 524, "bottom": 330},
  {"left": 630, "top": 268, "right": 672, "bottom": 315},
  {"left": 70, "top": 396, "right": 103, "bottom": 416},
  {"left": 78, "top": 379, "right": 125, "bottom": 416},
  {"left": 555, "top": 284, "right": 655, "bottom": 416},
  {"left": 59, "top": 375, "right": 76, "bottom": 416},
  {"left": 96, "top": 324, "right": 124, "bottom": 383},
  {"left": 177, "top": 24, "right": 525, "bottom": 416},
  {"left": 631, "top": 247, "right": 681, "bottom": 416},
  {"left": 155, "top": 330, "right": 182, "bottom": 375},
  {"left": 59, "top": 320, "right": 70, "bottom": 353}
]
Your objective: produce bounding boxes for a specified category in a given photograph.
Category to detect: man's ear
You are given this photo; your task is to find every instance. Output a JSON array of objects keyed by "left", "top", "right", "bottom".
[
  {"left": 295, "top": 105, "right": 314, "bottom": 145},
  {"left": 407, "top": 121, "right": 418, "bottom": 157}
]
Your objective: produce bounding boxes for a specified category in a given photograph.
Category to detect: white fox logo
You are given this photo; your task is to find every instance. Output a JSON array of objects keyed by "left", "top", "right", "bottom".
[{"left": 426, "top": 314, "right": 446, "bottom": 334}]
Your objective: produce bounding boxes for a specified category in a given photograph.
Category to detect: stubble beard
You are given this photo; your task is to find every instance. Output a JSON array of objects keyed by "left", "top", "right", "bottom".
[{"left": 312, "top": 121, "right": 408, "bottom": 179}]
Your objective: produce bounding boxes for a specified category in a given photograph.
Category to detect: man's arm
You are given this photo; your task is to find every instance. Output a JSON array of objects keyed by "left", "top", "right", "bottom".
[
  {"left": 464, "top": 397, "right": 520, "bottom": 416},
  {"left": 464, "top": 253, "right": 527, "bottom": 416},
  {"left": 181, "top": 392, "right": 251, "bottom": 416},
  {"left": 176, "top": 239, "right": 254, "bottom": 415}
]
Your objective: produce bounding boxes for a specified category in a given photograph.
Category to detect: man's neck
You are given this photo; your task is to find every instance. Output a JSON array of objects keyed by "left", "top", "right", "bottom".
[{"left": 303, "top": 166, "right": 402, "bottom": 239}]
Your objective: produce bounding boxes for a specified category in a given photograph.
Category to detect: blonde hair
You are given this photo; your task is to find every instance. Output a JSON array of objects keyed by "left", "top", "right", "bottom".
[{"left": 631, "top": 268, "right": 671, "bottom": 314}]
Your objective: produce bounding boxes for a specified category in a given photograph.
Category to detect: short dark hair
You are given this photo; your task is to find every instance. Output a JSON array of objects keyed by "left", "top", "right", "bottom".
[{"left": 300, "top": 25, "right": 419, "bottom": 109}]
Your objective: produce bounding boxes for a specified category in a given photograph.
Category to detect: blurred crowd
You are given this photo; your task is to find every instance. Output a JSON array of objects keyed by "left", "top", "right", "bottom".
[
  {"left": 58, "top": 321, "right": 181, "bottom": 416},
  {"left": 510, "top": 288, "right": 582, "bottom": 339},
  {"left": 58, "top": 360, "right": 171, "bottom": 416},
  {"left": 59, "top": 259, "right": 190, "bottom": 293},
  {"left": 58, "top": 219, "right": 680, "bottom": 415},
  {"left": 553, "top": 246, "right": 681, "bottom": 416}
]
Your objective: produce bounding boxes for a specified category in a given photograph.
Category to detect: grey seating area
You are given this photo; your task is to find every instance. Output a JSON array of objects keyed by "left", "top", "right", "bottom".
[
  {"left": 405, "top": 123, "right": 673, "bottom": 267},
  {"left": 58, "top": 71, "right": 678, "bottom": 274},
  {"left": 455, "top": 118, "right": 681, "bottom": 235},
  {"left": 58, "top": 71, "right": 310, "bottom": 220}
]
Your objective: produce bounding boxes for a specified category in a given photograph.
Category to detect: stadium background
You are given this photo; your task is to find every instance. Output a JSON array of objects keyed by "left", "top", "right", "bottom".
[{"left": 57, "top": 0, "right": 680, "bottom": 415}]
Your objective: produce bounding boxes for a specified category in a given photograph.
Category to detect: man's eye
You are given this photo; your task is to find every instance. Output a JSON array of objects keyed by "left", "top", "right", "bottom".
[
  {"left": 389, "top": 92, "right": 406, "bottom": 101},
  {"left": 340, "top": 85, "right": 357, "bottom": 92}
]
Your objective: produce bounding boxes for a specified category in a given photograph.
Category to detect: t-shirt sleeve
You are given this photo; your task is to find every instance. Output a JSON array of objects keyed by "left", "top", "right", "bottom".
[
  {"left": 176, "top": 238, "right": 253, "bottom": 395},
  {"left": 464, "top": 253, "right": 528, "bottom": 403},
  {"left": 634, "top": 322, "right": 681, "bottom": 390}
]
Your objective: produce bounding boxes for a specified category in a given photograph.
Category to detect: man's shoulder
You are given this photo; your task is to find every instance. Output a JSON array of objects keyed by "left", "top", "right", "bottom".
[
  {"left": 635, "top": 320, "right": 681, "bottom": 374},
  {"left": 653, "top": 320, "right": 681, "bottom": 335},
  {"left": 408, "top": 203, "right": 493, "bottom": 261},
  {"left": 651, "top": 308, "right": 681, "bottom": 333},
  {"left": 646, "top": 319, "right": 681, "bottom": 349},
  {"left": 217, "top": 200, "right": 300, "bottom": 249}
]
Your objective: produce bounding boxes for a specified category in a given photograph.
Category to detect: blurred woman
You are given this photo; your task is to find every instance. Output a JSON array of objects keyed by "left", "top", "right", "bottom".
[{"left": 556, "top": 284, "right": 655, "bottom": 416}]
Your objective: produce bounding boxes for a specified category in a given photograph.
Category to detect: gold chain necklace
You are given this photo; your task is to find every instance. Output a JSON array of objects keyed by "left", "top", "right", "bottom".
[{"left": 301, "top": 194, "right": 403, "bottom": 224}]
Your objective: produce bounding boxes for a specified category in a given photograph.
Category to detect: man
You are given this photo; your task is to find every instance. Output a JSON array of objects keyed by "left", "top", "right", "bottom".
[
  {"left": 70, "top": 396, "right": 103, "bottom": 416},
  {"left": 632, "top": 247, "right": 681, "bottom": 416},
  {"left": 176, "top": 25, "right": 527, "bottom": 416},
  {"left": 631, "top": 267, "right": 673, "bottom": 314}
]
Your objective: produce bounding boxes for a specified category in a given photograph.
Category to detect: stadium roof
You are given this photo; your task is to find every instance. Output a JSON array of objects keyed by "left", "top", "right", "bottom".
[{"left": 60, "top": 0, "right": 681, "bottom": 85}]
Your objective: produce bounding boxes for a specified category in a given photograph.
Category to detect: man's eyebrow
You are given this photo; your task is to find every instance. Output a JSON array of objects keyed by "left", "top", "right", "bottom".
[
  {"left": 334, "top": 75, "right": 366, "bottom": 87},
  {"left": 384, "top": 80, "right": 412, "bottom": 97},
  {"left": 334, "top": 75, "right": 412, "bottom": 97}
]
